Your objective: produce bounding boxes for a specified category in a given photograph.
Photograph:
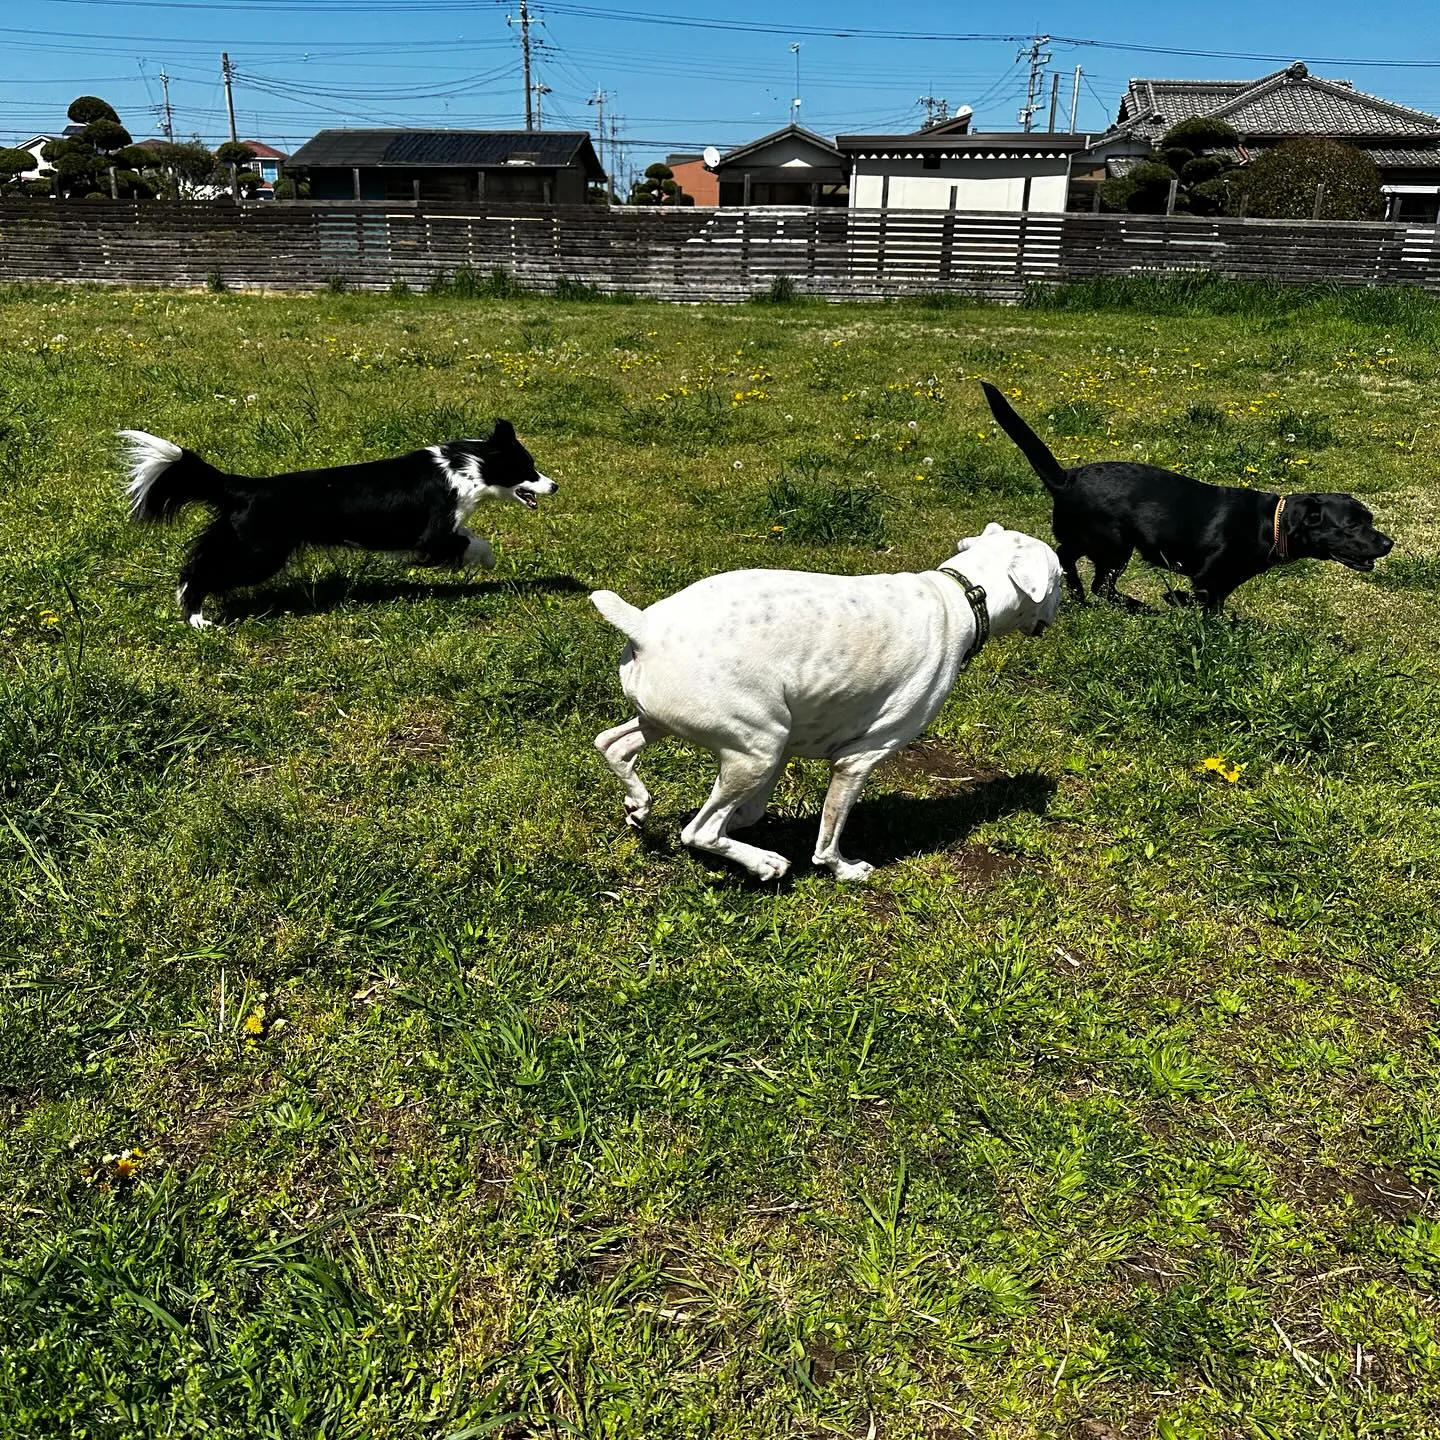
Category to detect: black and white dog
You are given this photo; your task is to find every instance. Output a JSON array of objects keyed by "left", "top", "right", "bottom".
[
  {"left": 120, "top": 421, "right": 557, "bottom": 627},
  {"left": 981, "top": 382, "right": 1392, "bottom": 611}
]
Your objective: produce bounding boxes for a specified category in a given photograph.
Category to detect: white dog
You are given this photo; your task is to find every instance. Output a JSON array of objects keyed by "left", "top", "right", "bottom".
[{"left": 591, "top": 523, "right": 1063, "bottom": 882}]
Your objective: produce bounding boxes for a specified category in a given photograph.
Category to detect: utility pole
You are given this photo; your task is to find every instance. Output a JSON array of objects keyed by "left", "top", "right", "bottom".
[
  {"left": 509, "top": 1, "right": 535, "bottom": 130},
  {"left": 588, "top": 89, "right": 610, "bottom": 203},
  {"left": 221, "top": 52, "right": 238, "bottom": 142},
  {"left": 916, "top": 95, "right": 950, "bottom": 129},
  {"left": 789, "top": 42, "right": 801, "bottom": 124},
  {"left": 532, "top": 81, "right": 551, "bottom": 128},
  {"left": 1047, "top": 72, "right": 1060, "bottom": 131},
  {"left": 1070, "top": 65, "right": 1082, "bottom": 133},
  {"left": 1016, "top": 34, "right": 1052, "bottom": 132},
  {"left": 158, "top": 68, "right": 174, "bottom": 142}
]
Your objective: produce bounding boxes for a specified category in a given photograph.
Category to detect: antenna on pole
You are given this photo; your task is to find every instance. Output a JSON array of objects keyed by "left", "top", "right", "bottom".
[
  {"left": 588, "top": 89, "right": 611, "bottom": 203},
  {"left": 508, "top": 1, "right": 536, "bottom": 131},
  {"left": 789, "top": 42, "right": 801, "bottom": 122},
  {"left": 916, "top": 95, "right": 950, "bottom": 129},
  {"left": 532, "top": 81, "right": 551, "bottom": 128},
  {"left": 1016, "top": 34, "right": 1052, "bottom": 132}
]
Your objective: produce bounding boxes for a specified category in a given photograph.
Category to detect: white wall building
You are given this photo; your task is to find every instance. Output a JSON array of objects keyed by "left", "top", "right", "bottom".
[{"left": 837, "top": 132, "right": 1095, "bottom": 213}]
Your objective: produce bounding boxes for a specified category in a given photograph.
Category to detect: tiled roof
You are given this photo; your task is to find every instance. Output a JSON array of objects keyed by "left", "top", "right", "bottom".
[
  {"left": 288, "top": 129, "right": 603, "bottom": 177},
  {"left": 1364, "top": 146, "right": 1440, "bottom": 166},
  {"left": 1110, "top": 63, "right": 1440, "bottom": 145}
]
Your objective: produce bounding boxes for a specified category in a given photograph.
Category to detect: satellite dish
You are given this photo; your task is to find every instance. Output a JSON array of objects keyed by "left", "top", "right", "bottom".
[{"left": 702, "top": 145, "right": 721, "bottom": 169}]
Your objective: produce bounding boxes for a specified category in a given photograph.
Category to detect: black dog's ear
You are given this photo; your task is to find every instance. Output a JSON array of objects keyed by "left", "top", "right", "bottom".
[{"left": 488, "top": 418, "right": 517, "bottom": 444}]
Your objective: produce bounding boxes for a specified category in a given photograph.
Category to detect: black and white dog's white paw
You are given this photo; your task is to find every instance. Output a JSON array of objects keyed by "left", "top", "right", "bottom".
[{"left": 462, "top": 536, "right": 496, "bottom": 570}]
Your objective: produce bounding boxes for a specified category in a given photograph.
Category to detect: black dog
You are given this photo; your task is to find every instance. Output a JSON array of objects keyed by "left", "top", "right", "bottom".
[
  {"left": 981, "top": 383, "right": 1392, "bottom": 610},
  {"left": 121, "top": 420, "right": 556, "bottom": 627}
]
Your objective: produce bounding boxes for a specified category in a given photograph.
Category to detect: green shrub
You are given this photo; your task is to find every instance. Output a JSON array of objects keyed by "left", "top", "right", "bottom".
[{"left": 1230, "top": 138, "right": 1384, "bottom": 221}]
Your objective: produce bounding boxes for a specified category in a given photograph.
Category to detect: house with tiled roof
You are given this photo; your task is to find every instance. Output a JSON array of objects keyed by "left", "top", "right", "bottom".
[{"left": 1077, "top": 62, "right": 1440, "bottom": 221}]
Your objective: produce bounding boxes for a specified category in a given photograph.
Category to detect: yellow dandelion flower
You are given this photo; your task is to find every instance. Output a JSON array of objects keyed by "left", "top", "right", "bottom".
[
  {"left": 1196, "top": 756, "right": 1244, "bottom": 783},
  {"left": 244, "top": 1011, "right": 265, "bottom": 1035},
  {"left": 113, "top": 1154, "right": 139, "bottom": 1180}
]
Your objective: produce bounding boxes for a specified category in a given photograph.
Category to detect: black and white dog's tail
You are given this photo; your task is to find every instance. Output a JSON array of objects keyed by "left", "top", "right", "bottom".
[
  {"left": 980, "top": 382, "right": 1070, "bottom": 494},
  {"left": 118, "top": 430, "right": 230, "bottom": 523}
]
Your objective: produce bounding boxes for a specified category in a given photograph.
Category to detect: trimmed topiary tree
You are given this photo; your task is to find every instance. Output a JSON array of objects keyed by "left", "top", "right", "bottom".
[
  {"left": 1102, "top": 117, "right": 1240, "bottom": 216},
  {"left": 45, "top": 98, "right": 135, "bottom": 197},
  {"left": 67, "top": 96, "right": 120, "bottom": 126},
  {"left": 628, "top": 161, "right": 692, "bottom": 206},
  {"left": 0, "top": 147, "right": 35, "bottom": 195},
  {"left": 1228, "top": 137, "right": 1384, "bottom": 221}
]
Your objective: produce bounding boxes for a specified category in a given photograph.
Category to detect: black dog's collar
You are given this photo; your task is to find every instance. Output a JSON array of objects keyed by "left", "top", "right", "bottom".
[
  {"left": 1271, "top": 495, "right": 1290, "bottom": 561},
  {"left": 937, "top": 567, "right": 990, "bottom": 665}
]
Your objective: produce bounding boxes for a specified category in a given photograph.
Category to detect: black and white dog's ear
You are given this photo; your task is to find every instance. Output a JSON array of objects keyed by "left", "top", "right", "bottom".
[{"left": 488, "top": 418, "right": 517, "bottom": 444}]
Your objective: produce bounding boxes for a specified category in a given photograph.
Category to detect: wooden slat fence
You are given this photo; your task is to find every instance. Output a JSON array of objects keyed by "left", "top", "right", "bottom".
[{"left": 2, "top": 200, "right": 1438, "bottom": 298}]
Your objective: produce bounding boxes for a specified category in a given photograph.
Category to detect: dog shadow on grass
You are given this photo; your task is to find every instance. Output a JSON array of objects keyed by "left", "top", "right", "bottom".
[
  {"left": 646, "top": 768, "right": 1058, "bottom": 888},
  {"left": 219, "top": 573, "right": 589, "bottom": 621}
]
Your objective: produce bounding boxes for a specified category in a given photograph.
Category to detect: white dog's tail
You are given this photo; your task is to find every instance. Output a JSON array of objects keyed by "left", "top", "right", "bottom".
[{"left": 590, "top": 590, "right": 646, "bottom": 644}]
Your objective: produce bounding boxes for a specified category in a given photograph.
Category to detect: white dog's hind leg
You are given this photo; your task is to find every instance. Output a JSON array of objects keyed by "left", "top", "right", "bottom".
[
  {"left": 812, "top": 749, "right": 889, "bottom": 882},
  {"left": 595, "top": 716, "right": 660, "bottom": 825},
  {"left": 731, "top": 758, "right": 786, "bottom": 830},
  {"left": 681, "top": 749, "right": 791, "bottom": 881}
]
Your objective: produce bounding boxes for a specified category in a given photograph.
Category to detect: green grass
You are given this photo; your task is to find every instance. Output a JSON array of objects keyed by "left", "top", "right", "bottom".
[{"left": 2, "top": 280, "right": 1439, "bottom": 1439}]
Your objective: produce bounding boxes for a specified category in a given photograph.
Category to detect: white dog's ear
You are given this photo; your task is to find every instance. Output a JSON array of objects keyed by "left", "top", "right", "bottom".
[
  {"left": 954, "top": 536, "right": 973, "bottom": 554},
  {"left": 983, "top": 522, "right": 1005, "bottom": 537},
  {"left": 1009, "top": 543, "right": 1054, "bottom": 604}
]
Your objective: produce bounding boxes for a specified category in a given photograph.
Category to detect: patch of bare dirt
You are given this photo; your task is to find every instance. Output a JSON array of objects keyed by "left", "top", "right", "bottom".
[
  {"left": 945, "top": 841, "right": 1017, "bottom": 885},
  {"left": 1341, "top": 1165, "right": 1433, "bottom": 1222},
  {"left": 383, "top": 713, "right": 448, "bottom": 758},
  {"left": 1073, "top": 1422, "right": 1122, "bottom": 1440},
  {"left": 882, "top": 739, "right": 1003, "bottom": 791},
  {"left": 1113, "top": 1246, "right": 1187, "bottom": 1292}
]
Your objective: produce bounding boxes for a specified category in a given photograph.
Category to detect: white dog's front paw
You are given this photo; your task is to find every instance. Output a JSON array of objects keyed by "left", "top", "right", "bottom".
[
  {"left": 825, "top": 857, "right": 874, "bottom": 883},
  {"left": 623, "top": 798, "right": 651, "bottom": 828},
  {"left": 749, "top": 851, "right": 790, "bottom": 882},
  {"left": 463, "top": 537, "right": 496, "bottom": 570},
  {"left": 186, "top": 612, "right": 215, "bottom": 630}
]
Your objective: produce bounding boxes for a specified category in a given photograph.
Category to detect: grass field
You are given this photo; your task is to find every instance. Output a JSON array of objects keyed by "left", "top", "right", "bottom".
[{"left": 2, "top": 274, "right": 1439, "bottom": 1439}]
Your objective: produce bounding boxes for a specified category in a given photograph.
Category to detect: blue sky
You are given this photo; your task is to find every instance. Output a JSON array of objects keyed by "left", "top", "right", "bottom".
[{"left": 5, "top": 0, "right": 1440, "bottom": 182}]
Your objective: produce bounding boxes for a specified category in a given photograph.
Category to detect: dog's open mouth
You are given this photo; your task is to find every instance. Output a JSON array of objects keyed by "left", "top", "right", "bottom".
[
  {"left": 516, "top": 489, "right": 539, "bottom": 510},
  {"left": 1343, "top": 556, "right": 1377, "bottom": 572}
]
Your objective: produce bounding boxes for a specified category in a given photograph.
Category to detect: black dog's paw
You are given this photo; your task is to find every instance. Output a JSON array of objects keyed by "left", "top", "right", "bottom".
[{"left": 1162, "top": 590, "right": 1196, "bottom": 608}]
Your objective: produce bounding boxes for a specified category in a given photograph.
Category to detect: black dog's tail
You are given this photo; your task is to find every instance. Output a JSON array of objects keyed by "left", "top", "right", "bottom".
[
  {"left": 118, "top": 430, "right": 232, "bottom": 523},
  {"left": 980, "top": 382, "right": 1070, "bottom": 493}
]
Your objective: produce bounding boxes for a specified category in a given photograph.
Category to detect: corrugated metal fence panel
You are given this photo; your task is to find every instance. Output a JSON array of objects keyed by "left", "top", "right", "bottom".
[{"left": 1, "top": 201, "right": 1438, "bottom": 297}]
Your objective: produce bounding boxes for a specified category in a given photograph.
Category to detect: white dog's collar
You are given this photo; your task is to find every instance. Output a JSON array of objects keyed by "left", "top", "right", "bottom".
[{"left": 936, "top": 567, "right": 990, "bottom": 664}]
